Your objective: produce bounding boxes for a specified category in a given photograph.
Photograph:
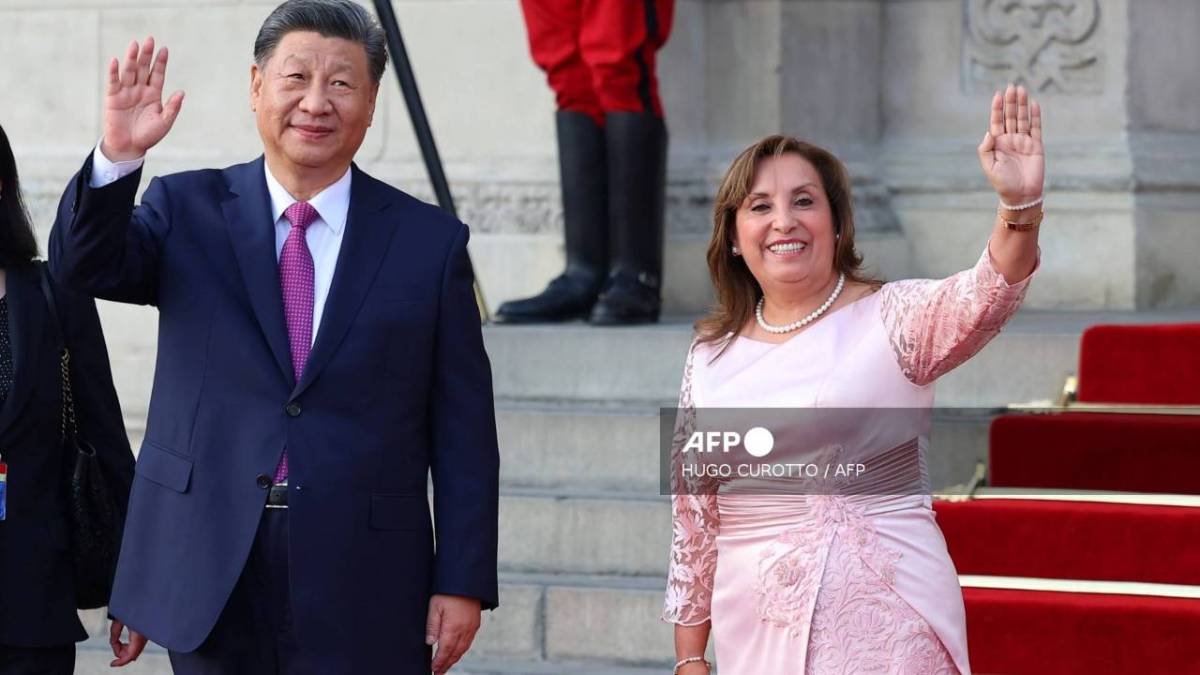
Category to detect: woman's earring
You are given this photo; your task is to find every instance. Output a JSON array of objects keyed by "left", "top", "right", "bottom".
[{"left": 731, "top": 245, "right": 741, "bottom": 256}]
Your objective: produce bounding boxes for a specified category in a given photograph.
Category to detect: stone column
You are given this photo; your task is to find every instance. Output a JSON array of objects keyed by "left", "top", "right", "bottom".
[{"left": 1127, "top": 0, "right": 1200, "bottom": 307}]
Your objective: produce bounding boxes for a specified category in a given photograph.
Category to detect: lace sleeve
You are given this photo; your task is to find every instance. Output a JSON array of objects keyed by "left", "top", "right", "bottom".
[
  {"left": 662, "top": 340, "right": 719, "bottom": 626},
  {"left": 880, "top": 241, "right": 1038, "bottom": 386}
]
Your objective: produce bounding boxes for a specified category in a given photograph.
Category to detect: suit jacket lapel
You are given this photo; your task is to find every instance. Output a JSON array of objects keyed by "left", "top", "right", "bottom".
[
  {"left": 0, "top": 266, "right": 48, "bottom": 438},
  {"left": 292, "top": 165, "right": 396, "bottom": 399},
  {"left": 222, "top": 157, "right": 294, "bottom": 387}
]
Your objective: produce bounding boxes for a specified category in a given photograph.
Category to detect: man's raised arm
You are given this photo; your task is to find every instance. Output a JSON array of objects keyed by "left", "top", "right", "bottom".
[{"left": 50, "top": 37, "right": 184, "bottom": 305}]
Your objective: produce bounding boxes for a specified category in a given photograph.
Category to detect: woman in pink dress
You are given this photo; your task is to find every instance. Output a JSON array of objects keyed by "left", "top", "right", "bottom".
[{"left": 663, "top": 86, "right": 1045, "bottom": 675}]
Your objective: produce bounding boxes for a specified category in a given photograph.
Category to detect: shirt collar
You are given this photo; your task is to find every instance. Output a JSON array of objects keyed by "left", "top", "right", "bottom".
[{"left": 263, "top": 163, "right": 353, "bottom": 236}]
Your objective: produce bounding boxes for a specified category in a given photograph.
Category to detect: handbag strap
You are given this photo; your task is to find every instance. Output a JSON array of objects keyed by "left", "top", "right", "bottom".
[{"left": 36, "top": 264, "right": 78, "bottom": 442}]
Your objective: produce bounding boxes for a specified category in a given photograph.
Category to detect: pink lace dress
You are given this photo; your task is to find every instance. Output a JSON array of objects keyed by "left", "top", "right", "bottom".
[{"left": 663, "top": 245, "right": 1036, "bottom": 675}]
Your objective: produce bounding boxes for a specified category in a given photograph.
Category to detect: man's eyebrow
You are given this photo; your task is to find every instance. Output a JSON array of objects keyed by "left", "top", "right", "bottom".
[
  {"left": 275, "top": 53, "right": 359, "bottom": 76},
  {"left": 277, "top": 53, "right": 312, "bottom": 69}
]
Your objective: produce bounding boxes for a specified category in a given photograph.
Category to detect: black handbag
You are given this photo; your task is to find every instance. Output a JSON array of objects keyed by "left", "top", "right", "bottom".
[{"left": 38, "top": 265, "right": 122, "bottom": 610}]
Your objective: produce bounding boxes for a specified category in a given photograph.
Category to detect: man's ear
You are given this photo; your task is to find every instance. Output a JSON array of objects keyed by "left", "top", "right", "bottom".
[
  {"left": 367, "top": 82, "right": 379, "bottom": 127},
  {"left": 250, "top": 63, "right": 262, "bottom": 111}
]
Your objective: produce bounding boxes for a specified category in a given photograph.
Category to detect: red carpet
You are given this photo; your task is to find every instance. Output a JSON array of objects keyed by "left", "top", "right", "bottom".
[
  {"left": 1076, "top": 324, "right": 1200, "bottom": 405},
  {"left": 964, "top": 587, "right": 1200, "bottom": 675},
  {"left": 952, "top": 323, "right": 1200, "bottom": 673},
  {"left": 989, "top": 412, "right": 1200, "bottom": 494},
  {"left": 934, "top": 499, "right": 1200, "bottom": 584}
]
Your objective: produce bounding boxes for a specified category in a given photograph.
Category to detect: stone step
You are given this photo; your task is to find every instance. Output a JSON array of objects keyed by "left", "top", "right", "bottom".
[
  {"left": 496, "top": 403, "right": 662, "bottom": 492},
  {"left": 498, "top": 489, "right": 670, "bottom": 578},
  {"left": 486, "top": 323, "right": 690, "bottom": 408},
  {"left": 474, "top": 573, "right": 676, "bottom": 667},
  {"left": 485, "top": 309, "right": 1200, "bottom": 408}
]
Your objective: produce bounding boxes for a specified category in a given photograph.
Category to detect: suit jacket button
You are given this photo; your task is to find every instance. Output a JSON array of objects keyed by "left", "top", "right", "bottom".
[
  {"left": 285, "top": 402, "right": 302, "bottom": 417},
  {"left": 256, "top": 474, "right": 271, "bottom": 489}
]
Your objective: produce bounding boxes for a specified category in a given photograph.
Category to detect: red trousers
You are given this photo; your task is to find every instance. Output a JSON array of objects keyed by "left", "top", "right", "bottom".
[{"left": 521, "top": 0, "right": 674, "bottom": 124}]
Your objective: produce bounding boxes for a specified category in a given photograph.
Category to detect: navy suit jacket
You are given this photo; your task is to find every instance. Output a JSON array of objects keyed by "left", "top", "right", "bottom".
[
  {"left": 50, "top": 155, "right": 500, "bottom": 670},
  {"left": 0, "top": 263, "right": 134, "bottom": 647}
]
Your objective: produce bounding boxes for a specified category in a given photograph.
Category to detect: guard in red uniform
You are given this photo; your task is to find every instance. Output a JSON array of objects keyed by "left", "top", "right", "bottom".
[{"left": 498, "top": 0, "right": 674, "bottom": 324}]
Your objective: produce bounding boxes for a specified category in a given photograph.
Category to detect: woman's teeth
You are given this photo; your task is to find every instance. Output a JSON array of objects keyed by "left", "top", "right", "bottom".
[{"left": 768, "top": 242, "right": 807, "bottom": 253}]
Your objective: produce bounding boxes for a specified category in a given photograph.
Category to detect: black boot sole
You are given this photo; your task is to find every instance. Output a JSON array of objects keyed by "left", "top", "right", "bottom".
[
  {"left": 587, "top": 308, "right": 661, "bottom": 326},
  {"left": 494, "top": 308, "right": 594, "bottom": 324}
]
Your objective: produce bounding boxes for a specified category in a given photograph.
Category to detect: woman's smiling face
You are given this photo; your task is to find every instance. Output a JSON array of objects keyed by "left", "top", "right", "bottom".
[{"left": 734, "top": 153, "right": 838, "bottom": 290}]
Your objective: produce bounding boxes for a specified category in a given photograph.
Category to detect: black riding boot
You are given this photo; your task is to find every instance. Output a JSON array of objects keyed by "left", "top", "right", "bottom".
[
  {"left": 589, "top": 112, "right": 667, "bottom": 325},
  {"left": 495, "top": 111, "right": 609, "bottom": 323}
]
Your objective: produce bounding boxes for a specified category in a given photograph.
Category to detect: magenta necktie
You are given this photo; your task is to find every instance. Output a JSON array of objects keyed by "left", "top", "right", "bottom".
[{"left": 273, "top": 201, "right": 318, "bottom": 484}]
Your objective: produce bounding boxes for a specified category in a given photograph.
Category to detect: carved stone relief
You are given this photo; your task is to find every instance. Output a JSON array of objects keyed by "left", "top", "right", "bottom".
[{"left": 963, "top": 0, "right": 1103, "bottom": 94}]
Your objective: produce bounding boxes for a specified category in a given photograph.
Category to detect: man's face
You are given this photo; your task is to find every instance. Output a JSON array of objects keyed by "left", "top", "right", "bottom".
[{"left": 250, "top": 31, "right": 378, "bottom": 174}]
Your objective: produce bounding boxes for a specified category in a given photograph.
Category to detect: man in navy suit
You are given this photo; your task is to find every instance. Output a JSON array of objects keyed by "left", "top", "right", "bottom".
[{"left": 50, "top": 1, "right": 499, "bottom": 672}]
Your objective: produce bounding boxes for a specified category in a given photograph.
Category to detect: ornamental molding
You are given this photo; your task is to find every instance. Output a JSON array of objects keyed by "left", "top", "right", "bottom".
[{"left": 963, "top": 0, "right": 1103, "bottom": 94}]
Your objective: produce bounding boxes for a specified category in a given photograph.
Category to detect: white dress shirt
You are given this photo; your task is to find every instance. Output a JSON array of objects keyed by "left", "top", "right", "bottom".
[{"left": 91, "top": 143, "right": 350, "bottom": 346}]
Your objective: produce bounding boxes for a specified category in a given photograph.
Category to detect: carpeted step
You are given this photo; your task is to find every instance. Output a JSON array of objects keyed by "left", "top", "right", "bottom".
[
  {"left": 988, "top": 412, "right": 1200, "bottom": 494},
  {"left": 1075, "top": 323, "right": 1200, "bottom": 405},
  {"left": 934, "top": 498, "right": 1200, "bottom": 585},
  {"left": 963, "top": 586, "right": 1200, "bottom": 675}
]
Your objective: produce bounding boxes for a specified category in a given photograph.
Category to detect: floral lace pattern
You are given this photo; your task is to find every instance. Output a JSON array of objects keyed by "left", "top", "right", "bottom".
[
  {"left": 880, "top": 244, "right": 1035, "bottom": 386},
  {"left": 755, "top": 495, "right": 956, "bottom": 673},
  {"left": 755, "top": 496, "right": 902, "bottom": 639},
  {"left": 807, "top": 531, "right": 958, "bottom": 674},
  {"left": 663, "top": 342, "right": 720, "bottom": 625},
  {"left": 756, "top": 520, "right": 830, "bottom": 638}
]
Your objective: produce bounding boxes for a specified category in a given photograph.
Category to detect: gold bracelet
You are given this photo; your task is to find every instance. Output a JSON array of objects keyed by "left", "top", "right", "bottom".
[{"left": 998, "top": 207, "right": 1043, "bottom": 232}]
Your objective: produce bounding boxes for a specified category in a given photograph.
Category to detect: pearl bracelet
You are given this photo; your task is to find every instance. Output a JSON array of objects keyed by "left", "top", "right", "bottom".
[
  {"left": 999, "top": 195, "right": 1044, "bottom": 211},
  {"left": 673, "top": 656, "right": 711, "bottom": 674}
]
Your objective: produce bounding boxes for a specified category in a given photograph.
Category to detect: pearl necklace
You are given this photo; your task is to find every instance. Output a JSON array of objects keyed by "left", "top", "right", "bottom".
[{"left": 755, "top": 273, "right": 846, "bottom": 334}]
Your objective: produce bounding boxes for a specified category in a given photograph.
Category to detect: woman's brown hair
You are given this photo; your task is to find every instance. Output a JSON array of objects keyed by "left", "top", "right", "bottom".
[{"left": 695, "top": 135, "right": 881, "bottom": 359}]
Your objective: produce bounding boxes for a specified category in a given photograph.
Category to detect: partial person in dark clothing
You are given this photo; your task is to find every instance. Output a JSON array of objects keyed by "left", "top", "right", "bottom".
[
  {"left": 498, "top": 0, "right": 674, "bottom": 325},
  {"left": 0, "top": 122, "right": 140, "bottom": 673}
]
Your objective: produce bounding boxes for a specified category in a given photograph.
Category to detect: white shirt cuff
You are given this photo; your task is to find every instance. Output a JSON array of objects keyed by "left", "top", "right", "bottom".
[{"left": 89, "top": 140, "right": 145, "bottom": 188}]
